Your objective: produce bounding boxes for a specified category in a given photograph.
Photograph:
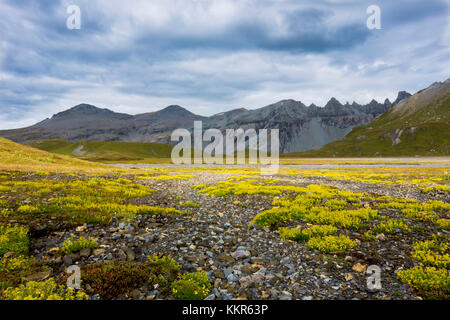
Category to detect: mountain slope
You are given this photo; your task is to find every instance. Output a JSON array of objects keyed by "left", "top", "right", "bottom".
[
  {"left": 26, "top": 140, "right": 174, "bottom": 162},
  {"left": 0, "top": 93, "right": 410, "bottom": 153},
  {"left": 202, "top": 94, "right": 408, "bottom": 153},
  {"left": 0, "top": 137, "right": 109, "bottom": 172},
  {"left": 0, "top": 104, "right": 205, "bottom": 145},
  {"left": 285, "top": 79, "right": 450, "bottom": 157}
]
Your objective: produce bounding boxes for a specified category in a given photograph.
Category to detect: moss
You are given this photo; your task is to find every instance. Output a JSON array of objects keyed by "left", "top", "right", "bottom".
[
  {"left": 436, "top": 219, "right": 450, "bottom": 231},
  {"left": 411, "top": 238, "right": 450, "bottom": 269},
  {"left": 1, "top": 176, "right": 182, "bottom": 225},
  {"left": 307, "top": 235, "right": 356, "bottom": 253},
  {"left": 171, "top": 271, "right": 211, "bottom": 300},
  {"left": 60, "top": 236, "right": 99, "bottom": 255},
  {"left": 1, "top": 278, "right": 88, "bottom": 300},
  {"left": 372, "top": 219, "right": 410, "bottom": 234},
  {"left": 80, "top": 261, "right": 152, "bottom": 299},
  {"left": 0, "top": 255, "right": 48, "bottom": 291},
  {"left": 0, "top": 225, "right": 28, "bottom": 256},
  {"left": 397, "top": 266, "right": 449, "bottom": 299},
  {"left": 147, "top": 253, "right": 181, "bottom": 276},
  {"left": 183, "top": 201, "right": 200, "bottom": 208}
]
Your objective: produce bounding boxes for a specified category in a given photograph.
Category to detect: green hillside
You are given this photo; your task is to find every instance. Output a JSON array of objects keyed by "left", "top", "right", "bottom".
[
  {"left": 284, "top": 82, "right": 450, "bottom": 157},
  {"left": 0, "top": 137, "right": 111, "bottom": 173},
  {"left": 26, "top": 140, "right": 173, "bottom": 162}
]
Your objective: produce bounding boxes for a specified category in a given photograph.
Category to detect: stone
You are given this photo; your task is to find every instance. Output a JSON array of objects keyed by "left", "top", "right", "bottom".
[
  {"left": 227, "top": 273, "right": 239, "bottom": 283},
  {"left": 75, "top": 225, "right": 87, "bottom": 232},
  {"left": 345, "top": 273, "right": 354, "bottom": 281},
  {"left": 79, "top": 248, "right": 91, "bottom": 258},
  {"left": 111, "top": 234, "right": 121, "bottom": 240},
  {"left": 217, "top": 253, "right": 234, "bottom": 263},
  {"left": 125, "top": 248, "right": 135, "bottom": 261},
  {"left": 93, "top": 248, "right": 105, "bottom": 256},
  {"left": 376, "top": 233, "right": 387, "bottom": 241},
  {"left": 224, "top": 268, "right": 233, "bottom": 278},
  {"left": 213, "top": 270, "right": 225, "bottom": 279},
  {"left": 63, "top": 255, "right": 73, "bottom": 265},
  {"left": 239, "top": 274, "right": 264, "bottom": 288},
  {"left": 23, "top": 269, "right": 52, "bottom": 283},
  {"left": 233, "top": 249, "right": 251, "bottom": 260},
  {"left": 118, "top": 249, "right": 127, "bottom": 261},
  {"left": 241, "top": 264, "right": 262, "bottom": 275},
  {"left": 3, "top": 252, "right": 17, "bottom": 259},
  {"left": 279, "top": 291, "right": 293, "bottom": 300},
  {"left": 69, "top": 252, "right": 80, "bottom": 261},
  {"left": 130, "top": 289, "right": 141, "bottom": 299},
  {"left": 352, "top": 263, "right": 367, "bottom": 273}
]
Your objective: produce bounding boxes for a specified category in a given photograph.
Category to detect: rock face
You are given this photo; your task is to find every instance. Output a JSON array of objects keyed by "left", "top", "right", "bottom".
[
  {"left": 300, "top": 79, "right": 449, "bottom": 157},
  {"left": 0, "top": 93, "right": 411, "bottom": 153}
]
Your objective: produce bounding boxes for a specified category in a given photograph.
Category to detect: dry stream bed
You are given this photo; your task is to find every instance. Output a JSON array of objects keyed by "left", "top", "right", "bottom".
[{"left": 0, "top": 165, "right": 449, "bottom": 300}]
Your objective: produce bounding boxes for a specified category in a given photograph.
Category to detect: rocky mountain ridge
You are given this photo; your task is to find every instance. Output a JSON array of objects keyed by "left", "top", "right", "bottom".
[{"left": 0, "top": 92, "right": 412, "bottom": 153}]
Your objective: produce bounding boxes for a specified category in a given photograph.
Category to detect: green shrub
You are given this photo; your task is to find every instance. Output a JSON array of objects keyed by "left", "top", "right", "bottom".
[
  {"left": 16, "top": 204, "right": 51, "bottom": 215},
  {"left": 411, "top": 238, "right": 450, "bottom": 269},
  {"left": 305, "top": 209, "right": 364, "bottom": 229},
  {"left": 147, "top": 253, "right": 181, "bottom": 280},
  {"left": 60, "top": 236, "right": 98, "bottom": 255},
  {"left": 0, "top": 255, "right": 33, "bottom": 273},
  {"left": 278, "top": 227, "right": 308, "bottom": 242},
  {"left": 1, "top": 278, "right": 88, "bottom": 300},
  {"left": 373, "top": 219, "right": 410, "bottom": 234},
  {"left": 80, "top": 261, "right": 150, "bottom": 298},
  {"left": 397, "top": 266, "right": 449, "bottom": 299},
  {"left": 362, "top": 231, "right": 377, "bottom": 242},
  {"left": 0, "top": 225, "right": 28, "bottom": 256},
  {"left": 171, "top": 271, "right": 211, "bottom": 300},
  {"left": 184, "top": 201, "right": 200, "bottom": 208},
  {"left": 436, "top": 219, "right": 450, "bottom": 231},
  {"left": 325, "top": 199, "right": 348, "bottom": 210},
  {"left": 251, "top": 207, "right": 293, "bottom": 229},
  {"left": 307, "top": 235, "right": 356, "bottom": 253}
]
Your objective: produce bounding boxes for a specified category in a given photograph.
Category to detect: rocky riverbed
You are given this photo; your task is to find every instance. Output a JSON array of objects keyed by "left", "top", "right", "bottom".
[{"left": 25, "top": 170, "right": 450, "bottom": 300}]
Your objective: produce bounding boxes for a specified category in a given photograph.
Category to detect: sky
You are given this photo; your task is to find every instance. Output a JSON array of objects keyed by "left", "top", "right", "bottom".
[{"left": 0, "top": 0, "right": 449, "bottom": 129}]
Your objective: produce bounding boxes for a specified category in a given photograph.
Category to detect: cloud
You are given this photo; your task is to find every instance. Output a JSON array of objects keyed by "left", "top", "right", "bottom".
[{"left": 0, "top": 0, "right": 448, "bottom": 129}]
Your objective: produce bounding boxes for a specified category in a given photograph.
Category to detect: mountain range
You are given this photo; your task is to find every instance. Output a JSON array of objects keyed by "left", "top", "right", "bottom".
[
  {"left": 287, "top": 79, "right": 450, "bottom": 157},
  {"left": 0, "top": 92, "right": 413, "bottom": 154}
]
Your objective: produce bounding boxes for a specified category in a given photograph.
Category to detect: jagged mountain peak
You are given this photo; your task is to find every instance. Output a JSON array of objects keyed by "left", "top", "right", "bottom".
[
  {"left": 393, "top": 91, "right": 412, "bottom": 105},
  {"left": 324, "top": 97, "right": 343, "bottom": 108},
  {"left": 0, "top": 85, "right": 426, "bottom": 154}
]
